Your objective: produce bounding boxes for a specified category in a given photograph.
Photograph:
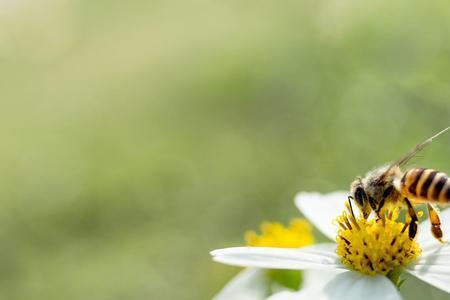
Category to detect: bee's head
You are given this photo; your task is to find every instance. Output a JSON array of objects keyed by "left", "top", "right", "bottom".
[{"left": 350, "top": 178, "right": 371, "bottom": 218}]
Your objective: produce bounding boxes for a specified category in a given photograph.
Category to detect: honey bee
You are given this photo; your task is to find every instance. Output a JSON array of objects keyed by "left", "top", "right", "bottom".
[{"left": 349, "top": 126, "right": 450, "bottom": 242}]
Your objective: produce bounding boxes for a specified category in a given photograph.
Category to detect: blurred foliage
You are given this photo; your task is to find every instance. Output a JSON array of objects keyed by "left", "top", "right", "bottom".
[{"left": 0, "top": 0, "right": 449, "bottom": 299}]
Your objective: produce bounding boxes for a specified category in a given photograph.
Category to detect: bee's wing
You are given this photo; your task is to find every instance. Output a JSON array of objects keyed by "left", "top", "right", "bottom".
[
  {"left": 380, "top": 126, "right": 450, "bottom": 182},
  {"left": 393, "top": 126, "right": 450, "bottom": 168}
]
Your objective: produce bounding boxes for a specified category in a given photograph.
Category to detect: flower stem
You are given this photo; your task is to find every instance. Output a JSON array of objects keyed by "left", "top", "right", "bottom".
[{"left": 387, "top": 267, "right": 405, "bottom": 289}]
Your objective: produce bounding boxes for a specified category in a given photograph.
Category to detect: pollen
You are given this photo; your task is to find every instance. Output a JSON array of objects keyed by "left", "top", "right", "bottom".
[
  {"left": 245, "top": 218, "right": 314, "bottom": 248},
  {"left": 335, "top": 203, "right": 421, "bottom": 276}
]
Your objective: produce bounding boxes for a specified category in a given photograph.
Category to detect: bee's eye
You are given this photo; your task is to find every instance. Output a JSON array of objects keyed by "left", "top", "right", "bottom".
[{"left": 354, "top": 187, "right": 367, "bottom": 207}]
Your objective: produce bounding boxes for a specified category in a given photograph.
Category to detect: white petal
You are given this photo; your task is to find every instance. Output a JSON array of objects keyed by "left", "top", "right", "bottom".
[
  {"left": 294, "top": 191, "right": 349, "bottom": 240},
  {"left": 266, "top": 288, "right": 323, "bottom": 300},
  {"left": 213, "top": 268, "right": 268, "bottom": 300},
  {"left": 405, "top": 208, "right": 450, "bottom": 293},
  {"left": 302, "top": 269, "right": 344, "bottom": 291},
  {"left": 211, "top": 243, "right": 345, "bottom": 271},
  {"left": 213, "top": 269, "right": 344, "bottom": 300},
  {"left": 405, "top": 243, "right": 450, "bottom": 293},
  {"left": 268, "top": 271, "right": 402, "bottom": 300},
  {"left": 400, "top": 272, "right": 450, "bottom": 300},
  {"left": 321, "top": 271, "right": 402, "bottom": 300},
  {"left": 266, "top": 269, "right": 344, "bottom": 300}
]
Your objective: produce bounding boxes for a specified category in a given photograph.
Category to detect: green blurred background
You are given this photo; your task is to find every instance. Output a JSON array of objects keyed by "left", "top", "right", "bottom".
[{"left": 0, "top": 1, "right": 449, "bottom": 299}]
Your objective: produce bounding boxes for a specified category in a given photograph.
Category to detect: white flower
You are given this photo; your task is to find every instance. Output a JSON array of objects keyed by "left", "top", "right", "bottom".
[
  {"left": 211, "top": 192, "right": 450, "bottom": 300},
  {"left": 213, "top": 218, "right": 335, "bottom": 300},
  {"left": 213, "top": 268, "right": 267, "bottom": 300},
  {"left": 213, "top": 269, "right": 338, "bottom": 300}
]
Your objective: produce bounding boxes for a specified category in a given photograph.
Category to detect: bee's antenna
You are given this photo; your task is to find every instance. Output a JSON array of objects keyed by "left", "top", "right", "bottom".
[
  {"left": 427, "top": 126, "right": 450, "bottom": 142},
  {"left": 395, "top": 126, "right": 450, "bottom": 167},
  {"left": 347, "top": 196, "right": 356, "bottom": 218}
]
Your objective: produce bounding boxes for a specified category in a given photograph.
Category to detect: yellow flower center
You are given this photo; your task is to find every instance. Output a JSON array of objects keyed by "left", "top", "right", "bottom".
[
  {"left": 245, "top": 218, "right": 314, "bottom": 248},
  {"left": 335, "top": 202, "right": 421, "bottom": 276}
]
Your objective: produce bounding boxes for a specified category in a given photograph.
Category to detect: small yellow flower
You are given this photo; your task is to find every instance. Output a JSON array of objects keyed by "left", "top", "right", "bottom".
[
  {"left": 245, "top": 218, "right": 314, "bottom": 248},
  {"left": 335, "top": 203, "right": 421, "bottom": 276}
]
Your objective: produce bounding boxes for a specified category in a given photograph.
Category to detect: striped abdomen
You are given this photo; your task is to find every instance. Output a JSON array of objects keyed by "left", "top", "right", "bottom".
[{"left": 400, "top": 168, "right": 450, "bottom": 203}]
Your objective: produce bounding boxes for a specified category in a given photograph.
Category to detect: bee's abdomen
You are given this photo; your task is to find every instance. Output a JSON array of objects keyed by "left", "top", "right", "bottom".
[{"left": 400, "top": 168, "right": 450, "bottom": 203}]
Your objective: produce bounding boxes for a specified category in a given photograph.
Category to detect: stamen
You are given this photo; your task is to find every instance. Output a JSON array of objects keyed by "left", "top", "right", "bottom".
[
  {"left": 390, "top": 237, "right": 397, "bottom": 246},
  {"left": 339, "top": 235, "right": 351, "bottom": 245},
  {"left": 335, "top": 207, "right": 421, "bottom": 276},
  {"left": 343, "top": 216, "right": 353, "bottom": 231},
  {"left": 348, "top": 215, "right": 361, "bottom": 231},
  {"left": 338, "top": 221, "right": 348, "bottom": 230},
  {"left": 388, "top": 210, "right": 394, "bottom": 220}
]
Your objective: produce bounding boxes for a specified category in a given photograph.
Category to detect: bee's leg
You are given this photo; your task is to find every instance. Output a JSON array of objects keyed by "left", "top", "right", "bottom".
[
  {"left": 362, "top": 207, "right": 371, "bottom": 219},
  {"left": 375, "top": 197, "right": 386, "bottom": 219},
  {"left": 368, "top": 196, "right": 377, "bottom": 211},
  {"left": 404, "top": 198, "right": 418, "bottom": 239},
  {"left": 427, "top": 203, "right": 445, "bottom": 243},
  {"left": 376, "top": 186, "right": 393, "bottom": 218}
]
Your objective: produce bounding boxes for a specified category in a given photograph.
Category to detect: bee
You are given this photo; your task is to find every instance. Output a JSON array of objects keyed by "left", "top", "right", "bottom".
[{"left": 349, "top": 126, "right": 450, "bottom": 242}]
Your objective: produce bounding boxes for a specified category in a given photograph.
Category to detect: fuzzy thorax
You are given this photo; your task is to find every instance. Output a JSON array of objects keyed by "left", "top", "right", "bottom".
[{"left": 335, "top": 204, "right": 421, "bottom": 276}]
